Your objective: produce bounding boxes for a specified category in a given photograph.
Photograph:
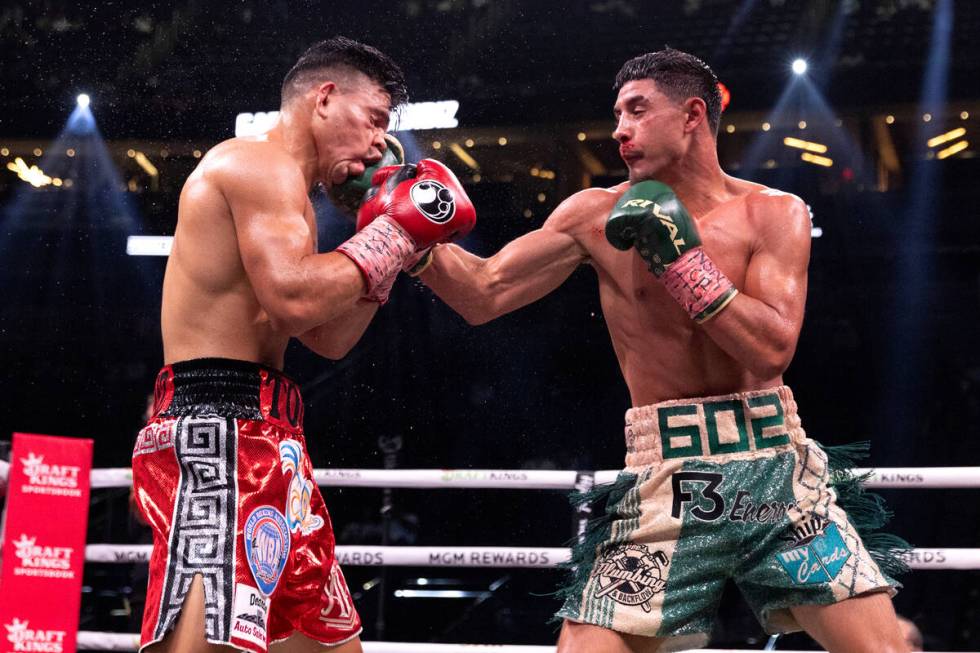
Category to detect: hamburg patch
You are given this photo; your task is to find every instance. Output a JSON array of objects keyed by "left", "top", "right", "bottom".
[{"left": 592, "top": 544, "right": 669, "bottom": 612}]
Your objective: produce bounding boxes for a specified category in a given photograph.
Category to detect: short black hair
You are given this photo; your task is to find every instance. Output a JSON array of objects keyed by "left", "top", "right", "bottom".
[
  {"left": 281, "top": 36, "right": 408, "bottom": 107},
  {"left": 614, "top": 47, "right": 722, "bottom": 135}
]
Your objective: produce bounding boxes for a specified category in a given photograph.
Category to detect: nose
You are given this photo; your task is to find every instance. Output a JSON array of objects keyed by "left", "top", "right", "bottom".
[
  {"left": 364, "top": 131, "right": 386, "bottom": 164},
  {"left": 613, "top": 117, "right": 630, "bottom": 144}
]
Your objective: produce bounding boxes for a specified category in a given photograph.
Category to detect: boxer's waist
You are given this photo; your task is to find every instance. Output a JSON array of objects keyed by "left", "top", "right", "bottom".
[
  {"left": 150, "top": 358, "right": 304, "bottom": 429},
  {"left": 624, "top": 385, "right": 802, "bottom": 467}
]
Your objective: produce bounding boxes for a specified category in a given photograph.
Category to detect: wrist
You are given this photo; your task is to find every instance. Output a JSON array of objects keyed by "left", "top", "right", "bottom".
[
  {"left": 336, "top": 217, "right": 416, "bottom": 294},
  {"left": 404, "top": 248, "right": 434, "bottom": 277},
  {"left": 365, "top": 273, "right": 397, "bottom": 305},
  {"left": 661, "top": 247, "right": 738, "bottom": 323}
]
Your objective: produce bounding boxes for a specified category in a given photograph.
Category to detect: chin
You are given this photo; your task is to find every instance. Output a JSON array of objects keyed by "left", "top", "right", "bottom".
[
  {"left": 629, "top": 162, "right": 667, "bottom": 185},
  {"left": 628, "top": 170, "right": 654, "bottom": 185}
]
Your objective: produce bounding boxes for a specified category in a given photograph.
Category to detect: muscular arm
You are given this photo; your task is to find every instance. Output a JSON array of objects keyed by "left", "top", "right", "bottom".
[
  {"left": 298, "top": 299, "right": 379, "bottom": 360},
  {"left": 700, "top": 193, "right": 811, "bottom": 378},
  {"left": 420, "top": 193, "right": 595, "bottom": 324},
  {"left": 219, "top": 148, "right": 367, "bottom": 336}
]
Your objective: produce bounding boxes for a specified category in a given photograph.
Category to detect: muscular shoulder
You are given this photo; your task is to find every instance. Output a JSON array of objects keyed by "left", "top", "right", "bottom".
[
  {"left": 543, "top": 183, "right": 627, "bottom": 234},
  {"left": 193, "top": 138, "right": 306, "bottom": 202},
  {"left": 743, "top": 186, "right": 811, "bottom": 242}
]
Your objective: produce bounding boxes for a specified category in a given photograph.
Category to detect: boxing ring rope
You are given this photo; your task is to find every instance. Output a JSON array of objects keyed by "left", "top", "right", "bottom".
[
  {"left": 71, "top": 630, "right": 966, "bottom": 653},
  {"left": 80, "top": 465, "right": 980, "bottom": 489},
  {"left": 85, "top": 544, "right": 980, "bottom": 570},
  {"left": 12, "top": 464, "right": 979, "bottom": 652},
  {"left": 70, "top": 631, "right": 967, "bottom": 653}
]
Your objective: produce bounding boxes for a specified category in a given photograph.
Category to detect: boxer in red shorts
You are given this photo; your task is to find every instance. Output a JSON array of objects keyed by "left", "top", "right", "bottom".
[{"left": 132, "top": 37, "right": 475, "bottom": 653}]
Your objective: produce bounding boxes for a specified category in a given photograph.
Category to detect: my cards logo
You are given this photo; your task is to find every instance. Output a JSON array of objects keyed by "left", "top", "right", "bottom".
[
  {"left": 4, "top": 618, "right": 66, "bottom": 652},
  {"left": 12, "top": 535, "right": 74, "bottom": 579},
  {"left": 775, "top": 518, "right": 851, "bottom": 585},
  {"left": 19, "top": 453, "right": 81, "bottom": 498}
]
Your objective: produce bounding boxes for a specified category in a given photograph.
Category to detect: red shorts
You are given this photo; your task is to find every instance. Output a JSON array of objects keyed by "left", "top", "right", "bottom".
[{"left": 132, "top": 358, "right": 361, "bottom": 652}]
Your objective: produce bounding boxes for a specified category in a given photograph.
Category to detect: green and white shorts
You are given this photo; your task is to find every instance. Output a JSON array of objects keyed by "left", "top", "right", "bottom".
[{"left": 556, "top": 386, "right": 899, "bottom": 649}]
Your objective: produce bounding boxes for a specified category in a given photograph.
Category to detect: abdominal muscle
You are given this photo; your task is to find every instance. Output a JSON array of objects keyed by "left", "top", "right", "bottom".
[{"left": 593, "top": 252, "right": 781, "bottom": 408}]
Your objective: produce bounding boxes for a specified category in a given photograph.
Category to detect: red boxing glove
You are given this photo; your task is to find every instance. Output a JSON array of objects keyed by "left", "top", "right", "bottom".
[{"left": 356, "top": 159, "right": 476, "bottom": 250}]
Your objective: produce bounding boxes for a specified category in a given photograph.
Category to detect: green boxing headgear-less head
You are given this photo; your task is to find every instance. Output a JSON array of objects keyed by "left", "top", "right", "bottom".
[{"left": 328, "top": 134, "right": 405, "bottom": 216}]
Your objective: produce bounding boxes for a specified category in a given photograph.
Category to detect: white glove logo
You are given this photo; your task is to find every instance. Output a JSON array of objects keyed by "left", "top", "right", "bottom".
[{"left": 410, "top": 180, "right": 455, "bottom": 223}]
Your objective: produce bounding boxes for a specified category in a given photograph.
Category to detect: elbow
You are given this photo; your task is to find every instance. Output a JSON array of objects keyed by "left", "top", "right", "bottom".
[
  {"left": 459, "top": 275, "right": 505, "bottom": 325},
  {"left": 752, "top": 357, "right": 791, "bottom": 380},
  {"left": 463, "top": 313, "right": 492, "bottom": 326},
  {"left": 267, "top": 300, "right": 318, "bottom": 338},
  {"left": 319, "top": 347, "right": 351, "bottom": 362},
  {"left": 302, "top": 335, "right": 354, "bottom": 361},
  {"left": 752, "top": 334, "right": 797, "bottom": 379},
  {"left": 461, "top": 304, "right": 494, "bottom": 326}
]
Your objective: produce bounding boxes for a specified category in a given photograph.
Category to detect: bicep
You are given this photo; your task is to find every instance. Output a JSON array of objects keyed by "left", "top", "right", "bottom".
[
  {"left": 223, "top": 165, "right": 314, "bottom": 298},
  {"left": 741, "top": 199, "right": 811, "bottom": 326}
]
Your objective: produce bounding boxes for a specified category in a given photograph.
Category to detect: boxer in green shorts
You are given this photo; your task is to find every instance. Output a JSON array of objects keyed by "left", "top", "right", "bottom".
[
  {"left": 415, "top": 47, "right": 909, "bottom": 652},
  {"left": 555, "top": 386, "right": 901, "bottom": 650}
]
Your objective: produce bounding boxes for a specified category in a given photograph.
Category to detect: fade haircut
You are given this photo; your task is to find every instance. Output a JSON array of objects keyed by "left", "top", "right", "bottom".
[
  {"left": 614, "top": 47, "right": 722, "bottom": 135},
  {"left": 281, "top": 36, "right": 408, "bottom": 108}
]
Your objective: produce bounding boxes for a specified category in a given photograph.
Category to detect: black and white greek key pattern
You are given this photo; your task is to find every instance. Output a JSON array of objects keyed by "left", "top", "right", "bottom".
[{"left": 154, "top": 416, "right": 237, "bottom": 643}]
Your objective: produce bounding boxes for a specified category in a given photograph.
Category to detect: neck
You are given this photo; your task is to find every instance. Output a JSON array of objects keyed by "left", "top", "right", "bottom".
[
  {"left": 654, "top": 135, "right": 728, "bottom": 217},
  {"left": 267, "top": 102, "right": 319, "bottom": 191}
]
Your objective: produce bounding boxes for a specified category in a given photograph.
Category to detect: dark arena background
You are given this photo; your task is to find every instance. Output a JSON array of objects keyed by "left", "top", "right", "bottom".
[{"left": 1, "top": 1, "right": 979, "bottom": 651}]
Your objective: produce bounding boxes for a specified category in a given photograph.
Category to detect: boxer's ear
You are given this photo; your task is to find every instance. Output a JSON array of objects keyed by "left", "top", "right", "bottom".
[
  {"left": 683, "top": 96, "right": 708, "bottom": 133},
  {"left": 314, "top": 81, "right": 337, "bottom": 119}
]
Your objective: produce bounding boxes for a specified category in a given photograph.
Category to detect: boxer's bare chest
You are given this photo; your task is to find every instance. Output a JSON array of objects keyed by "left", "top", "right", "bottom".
[{"left": 578, "top": 194, "right": 759, "bottom": 401}]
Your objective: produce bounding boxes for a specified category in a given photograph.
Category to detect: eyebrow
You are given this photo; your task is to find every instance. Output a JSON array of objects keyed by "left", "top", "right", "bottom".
[
  {"left": 372, "top": 108, "right": 390, "bottom": 128},
  {"left": 613, "top": 93, "right": 647, "bottom": 116}
]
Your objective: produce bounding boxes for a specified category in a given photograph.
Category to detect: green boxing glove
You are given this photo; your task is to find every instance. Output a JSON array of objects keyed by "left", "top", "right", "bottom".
[
  {"left": 328, "top": 133, "right": 405, "bottom": 216},
  {"left": 606, "top": 180, "right": 738, "bottom": 323}
]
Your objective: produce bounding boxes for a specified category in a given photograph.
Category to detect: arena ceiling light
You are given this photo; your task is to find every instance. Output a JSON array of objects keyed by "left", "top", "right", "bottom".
[
  {"left": 6, "top": 157, "right": 54, "bottom": 187},
  {"left": 926, "top": 127, "right": 966, "bottom": 148},
  {"left": 800, "top": 152, "right": 833, "bottom": 167},
  {"left": 132, "top": 151, "right": 158, "bottom": 177},
  {"left": 936, "top": 140, "right": 968, "bottom": 159},
  {"left": 783, "top": 137, "right": 828, "bottom": 154},
  {"left": 448, "top": 142, "right": 479, "bottom": 170},
  {"left": 791, "top": 58, "right": 808, "bottom": 75}
]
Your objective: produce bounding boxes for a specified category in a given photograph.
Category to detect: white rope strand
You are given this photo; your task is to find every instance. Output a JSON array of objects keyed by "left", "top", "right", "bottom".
[
  {"left": 73, "top": 632, "right": 963, "bottom": 652},
  {"left": 83, "top": 544, "right": 980, "bottom": 570},
  {"left": 851, "top": 466, "right": 980, "bottom": 488},
  {"left": 59, "top": 466, "right": 980, "bottom": 490},
  {"left": 314, "top": 469, "right": 581, "bottom": 489}
]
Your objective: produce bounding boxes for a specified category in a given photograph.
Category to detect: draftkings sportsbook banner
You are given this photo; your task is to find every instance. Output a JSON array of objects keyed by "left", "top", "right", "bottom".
[{"left": 0, "top": 433, "right": 93, "bottom": 653}]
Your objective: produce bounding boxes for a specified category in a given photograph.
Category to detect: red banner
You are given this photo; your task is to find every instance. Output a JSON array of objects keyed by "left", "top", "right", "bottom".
[{"left": 0, "top": 433, "right": 93, "bottom": 653}]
